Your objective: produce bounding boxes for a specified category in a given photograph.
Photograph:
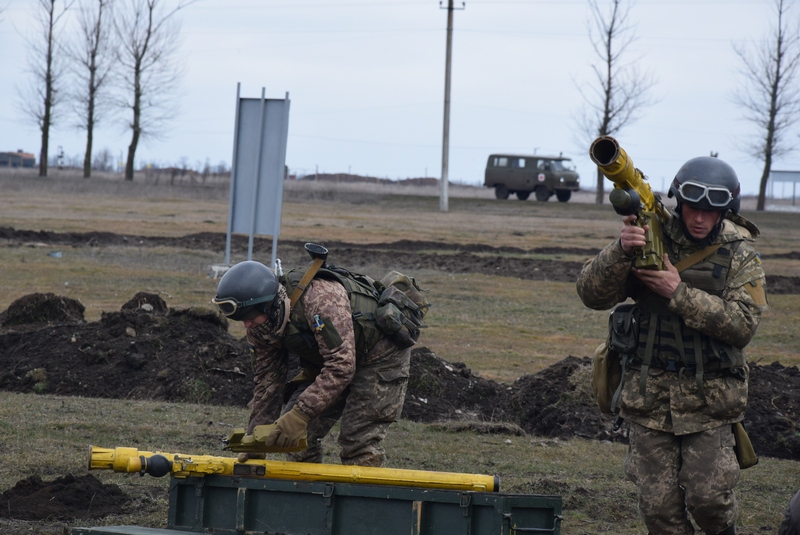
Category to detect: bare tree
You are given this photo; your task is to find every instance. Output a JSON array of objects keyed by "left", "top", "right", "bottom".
[
  {"left": 92, "top": 147, "right": 114, "bottom": 171},
  {"left": 18, "top": 0, "right": 75, "bottom": 177},
  {"left": 575, "top": 0, "right": 658, "bottom": 204},
  {"left": 66, "top": 0, "right": 115, "bottom": 178},
  {"left": 114, "top": 0, "right": 194, "bottom": 181},
  {"left": 733, "top": 0, "right": 800, "bottom": 211}
]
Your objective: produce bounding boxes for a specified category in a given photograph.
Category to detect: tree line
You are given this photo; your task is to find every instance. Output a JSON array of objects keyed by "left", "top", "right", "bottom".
[
  {"left": 18, "top": 0, "right": 195, "bottom": 181},
  {"left": 48, "top": 148, "right": 230, "bottom": 179}
]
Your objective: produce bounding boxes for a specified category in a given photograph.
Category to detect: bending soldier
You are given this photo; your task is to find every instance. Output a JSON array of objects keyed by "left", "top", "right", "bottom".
[
  {"left": 576, "top": 157, "right": 768, "bottom": 535},
  {"left": 213, "top": 257, "right": 412, "bottom": 467}
]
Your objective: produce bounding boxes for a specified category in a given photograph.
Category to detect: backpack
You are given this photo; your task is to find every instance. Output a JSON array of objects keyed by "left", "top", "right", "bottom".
[
  {"left": 279, "top": 264, "right": 430, "bottom": 358},
  {"left": 376, "top": 270, "right": 431, "bottom": 348}
]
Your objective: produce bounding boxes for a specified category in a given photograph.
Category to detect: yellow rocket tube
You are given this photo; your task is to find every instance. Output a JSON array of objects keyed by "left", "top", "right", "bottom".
[
  {"left": 88, "top": 445, "right": 499, "bottom": 492},
  {"left": 589, "top": 135, "right": 666, "bottom": 270},
  {"left": 589, "top": 135, "right": 656, "bottom": 211}
]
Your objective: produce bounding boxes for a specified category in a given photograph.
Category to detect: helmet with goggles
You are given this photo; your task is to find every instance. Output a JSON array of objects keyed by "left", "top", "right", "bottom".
[
  {"left": 669, "top": 156, "right": 741, "bottom": 214},
  {"left": 212, "top": 261, "right": 279, "bottom": 321}
]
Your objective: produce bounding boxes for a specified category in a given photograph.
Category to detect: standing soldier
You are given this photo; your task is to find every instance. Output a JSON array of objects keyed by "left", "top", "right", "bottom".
[
  {"left": 576, "top": 157, "right": 768, "bottom": 535},
  {"left": 213, "top": 245, "right": 422, "bottom": 467}
]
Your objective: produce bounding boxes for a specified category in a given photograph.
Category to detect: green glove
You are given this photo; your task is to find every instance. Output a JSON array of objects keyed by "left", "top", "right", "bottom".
[{"left": 264, "top": 406, "right": 310, "bottom": 449}]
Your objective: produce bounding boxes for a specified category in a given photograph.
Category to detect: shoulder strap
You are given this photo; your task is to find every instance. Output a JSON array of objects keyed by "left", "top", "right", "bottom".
[
  {"left": 674, "top": 243, "right": 723, "bottom": 273},
  {"left": 289, "top": 258, "right": 326, "bottom": 307}
]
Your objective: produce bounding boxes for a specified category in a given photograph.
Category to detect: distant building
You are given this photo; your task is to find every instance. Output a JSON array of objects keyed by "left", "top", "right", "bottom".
[{"left": 0, "top": 150, "right": 36, "bottom": 168}]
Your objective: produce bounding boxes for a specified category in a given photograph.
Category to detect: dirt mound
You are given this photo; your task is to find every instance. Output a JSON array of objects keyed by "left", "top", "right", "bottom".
[
  {"left": 0, "top": 292, "right": 86, "bottom": 327},
  {"left": 404, "top": 347, "right": 514, "bottom": 423},
  {"left": 0, "top": 292, "right": 798, "bottom": 463},
  {"left": 120, "top": 291, "right": 170, "bottom": 314},
  {"left": 0, "top": 293, "right": 251, "bottom": 406},
  {"left": 0, "top": 474, "right": 129, "bottom": 521},
  {"left": 746, "top": 362, "right": 800, "bottom": 460},
  {"left": 509, "top": 356, "right": 618, "bottom": 441}
]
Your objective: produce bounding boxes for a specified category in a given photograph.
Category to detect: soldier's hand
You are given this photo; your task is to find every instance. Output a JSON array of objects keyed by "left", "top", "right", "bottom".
[
  {"left": 620, "top": 215, "right": 647, "bottom": 254},
  {"left": 264, "top": 406, "right": 310, "bottom": 449},
  {"left": 632, "top": 254, "right": 681, "bottom": 298},
  {"left": 237, "top": 451, "right": 267, "bottom": 463}
]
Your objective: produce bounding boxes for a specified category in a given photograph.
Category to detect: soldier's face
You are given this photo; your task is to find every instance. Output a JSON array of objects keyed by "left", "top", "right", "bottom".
[
  {"left": 681, "top": 205, "right": 722, "bottom": 240},
  {"left": 243, "top": 314, "right": 269, "bottom": 329}
]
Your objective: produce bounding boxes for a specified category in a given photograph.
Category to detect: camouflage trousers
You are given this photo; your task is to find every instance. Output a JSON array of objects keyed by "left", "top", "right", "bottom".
[
  {"left": 624, "top": 422, "right": 740, "bottom": 535},
  {"left": 779, "top": 489, "right": 800, "bottom": 535},
  {"left": 283, "top": 346, "right": 411, "bottom": 467}
]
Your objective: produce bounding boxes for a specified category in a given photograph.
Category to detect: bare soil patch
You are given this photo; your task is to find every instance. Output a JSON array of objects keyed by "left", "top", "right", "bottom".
[{"left": 0, "top": 473, "right": 129, "bottom": 522}]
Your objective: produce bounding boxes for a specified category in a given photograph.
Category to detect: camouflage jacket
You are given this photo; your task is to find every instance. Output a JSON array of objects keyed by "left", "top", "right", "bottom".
[
  {"left": 245, "top": 277, "right": 397, "bottom": 432},
  {"left": 576, "top": 212, "right": 768, "bottom": 434}
]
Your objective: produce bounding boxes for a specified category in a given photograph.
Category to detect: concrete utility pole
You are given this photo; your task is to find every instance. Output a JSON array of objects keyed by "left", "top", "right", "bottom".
[{"left": 439, "top": 0, "right": 464, "bottom": 212}]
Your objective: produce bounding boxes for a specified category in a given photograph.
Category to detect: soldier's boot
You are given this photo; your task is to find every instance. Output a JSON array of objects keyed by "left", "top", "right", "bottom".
[{"left": 708, "top": 525, "right": 735, "bottom": 535}]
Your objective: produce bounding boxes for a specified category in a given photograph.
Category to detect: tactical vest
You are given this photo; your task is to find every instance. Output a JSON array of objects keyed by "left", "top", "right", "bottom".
[
  {"left": 627, "top": 240, "right": 746, "bottom": 397},
  {"left": 278, "top": 266, "right": 384, "bottom": 367}
]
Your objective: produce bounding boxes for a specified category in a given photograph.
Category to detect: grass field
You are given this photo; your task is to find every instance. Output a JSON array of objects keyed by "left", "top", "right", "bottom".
[{"left": 0, "top": 169, "right": 798, "bottom": 534}]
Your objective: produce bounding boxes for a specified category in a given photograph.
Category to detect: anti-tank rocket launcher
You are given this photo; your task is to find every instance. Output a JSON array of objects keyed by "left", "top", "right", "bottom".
[
  {"left": 590, "top": 136, "right": 667, "bottom": 270},
  {"left": 87, "top": 445, "right": 500, "bottom": 492}
]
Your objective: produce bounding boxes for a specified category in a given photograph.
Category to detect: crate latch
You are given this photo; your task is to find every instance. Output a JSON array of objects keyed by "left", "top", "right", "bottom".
[
  {"left": 505, "top": 511, "right": 561, "bottom": 533},
  {"left": 323, "top": 482, "right": 335, "bottom": 507},
  {"left": 459, "top": 493, "right": 472, "bottom": 517}
]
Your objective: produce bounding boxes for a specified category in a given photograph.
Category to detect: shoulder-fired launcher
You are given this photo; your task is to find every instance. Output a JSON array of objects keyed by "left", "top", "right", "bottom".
[
  {"left": 589, "top": 136, "right": 667, "bottom": 270},
  {"left": 88, "top": 445, "right": 499, "bottom": 492}
]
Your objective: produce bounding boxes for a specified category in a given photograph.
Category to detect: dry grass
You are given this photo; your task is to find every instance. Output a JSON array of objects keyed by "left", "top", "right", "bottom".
[
  {"left": 1, "top": 169, "right": 799, "bottom": 534},
  {"left": 422, "top": 274, "right": 610, "bottom": 380}
]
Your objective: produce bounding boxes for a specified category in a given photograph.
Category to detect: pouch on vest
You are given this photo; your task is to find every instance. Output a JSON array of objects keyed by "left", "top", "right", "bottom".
[
  {"left": 608, "top": 303, "right": 640, "bottom": 355},
  {"left": 375, "top": 271, "right": 431, "bottom": 349},
  {"left": 591, "top": 340, "right": 623, "bottom": 414},
  {"left": 590, "top": 303, "right": 639, "bottom": 414}
]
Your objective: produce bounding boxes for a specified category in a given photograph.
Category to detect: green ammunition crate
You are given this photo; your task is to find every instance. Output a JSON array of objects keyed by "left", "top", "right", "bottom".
[{"left": 73, "top": 474, "right": 562, "bottom": 535}]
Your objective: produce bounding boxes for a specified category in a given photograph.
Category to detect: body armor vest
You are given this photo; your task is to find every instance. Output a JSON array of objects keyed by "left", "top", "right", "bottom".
[
  {"left": 624, "top": 240, "right": 746, "bottom": 397},
  {"left": 279, "top": 267, "right": 384, "bottom": 367}
]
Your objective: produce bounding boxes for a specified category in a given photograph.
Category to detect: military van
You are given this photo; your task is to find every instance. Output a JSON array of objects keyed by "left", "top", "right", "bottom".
[{"left": 484, "top": 154, "right": 580, "bottom": 201}]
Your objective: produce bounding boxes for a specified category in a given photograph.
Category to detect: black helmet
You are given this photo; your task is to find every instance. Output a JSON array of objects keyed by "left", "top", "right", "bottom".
[
  {"left": 212, "top": 261, "right": 279, "bottom": 321},
  {"left": 669, "top": 156, "right": 741, "bottom": 214}
]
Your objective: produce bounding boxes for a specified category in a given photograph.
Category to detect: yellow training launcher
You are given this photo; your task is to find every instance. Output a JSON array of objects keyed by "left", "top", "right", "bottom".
[
  {"left": 590, "top": 135, "right": 667, "bottom": 270},
  {"left": 88, "top": 445, "right": 499, "bottom": 492}
]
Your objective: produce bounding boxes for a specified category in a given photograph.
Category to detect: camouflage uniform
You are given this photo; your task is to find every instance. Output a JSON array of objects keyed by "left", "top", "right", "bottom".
[
  {"left": 780, "top": 490, "right": 800, "bottom": 535},
  {"left": 246, "top": 278, "right": 410, "bottom": 467},
  {"left": 577, "top": 211, "right": 768, "bottom": 535}
]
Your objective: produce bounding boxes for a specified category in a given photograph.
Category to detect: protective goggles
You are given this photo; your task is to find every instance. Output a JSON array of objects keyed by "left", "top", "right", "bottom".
[
  {"left": 674, "top": 179, "right": 736, "bottom": 207},
  {"left": 211, "top": 294, "right": 275, "bottom": 317}
]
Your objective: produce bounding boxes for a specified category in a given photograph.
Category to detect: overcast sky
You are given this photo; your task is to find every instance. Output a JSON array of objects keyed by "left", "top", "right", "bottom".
[{"left": 0, "top": 0, "right": 795, "bottom": 196}]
